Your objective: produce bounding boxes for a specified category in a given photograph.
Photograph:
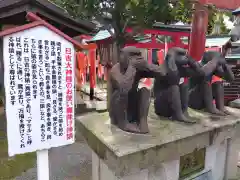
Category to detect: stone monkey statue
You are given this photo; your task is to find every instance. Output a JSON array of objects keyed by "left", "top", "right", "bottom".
[
  {"left": 108, "top": 46, "right": 167, "bottom": 134},
  {"left": 153, "top": 47, "right": 204, "bottom": 123},
  {"left": 189, "top": 51, "right": 234, "bottom": 115}
]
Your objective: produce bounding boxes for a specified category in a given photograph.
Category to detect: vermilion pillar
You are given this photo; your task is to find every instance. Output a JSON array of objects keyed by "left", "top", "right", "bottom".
[{"left": 188, "top": 1, "right": 209, "bottom": 61}]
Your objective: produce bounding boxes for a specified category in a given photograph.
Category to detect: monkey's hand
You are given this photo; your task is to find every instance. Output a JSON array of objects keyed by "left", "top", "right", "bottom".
[
  {"left": 187, "top": 57, "right": 205, "bottom": 77},
  {"left": 130, "top": 57, "right": 167, "bottom": 77},
  {"left": 110, "top": 63, "right": 137, "bottom": 92}
]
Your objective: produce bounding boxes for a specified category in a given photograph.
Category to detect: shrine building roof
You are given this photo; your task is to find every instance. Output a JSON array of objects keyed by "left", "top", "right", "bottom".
[
  {"left": 0, "top": 0, "right": 97, "bottom": 37},
  {"left": 153, "top": 23, "right": 191, "bottom": 32},
  {"left": 0, "top": 12, "right": 97, "bottom": 50},
  {"left": 89, "top": 23, "right": 191, "bottom": 42},
  {"left": 205, "top": 36, "right": 231, "bottom": 47},
  {"left": 233, "top": 7, "right": 240, "bottom": 15}
]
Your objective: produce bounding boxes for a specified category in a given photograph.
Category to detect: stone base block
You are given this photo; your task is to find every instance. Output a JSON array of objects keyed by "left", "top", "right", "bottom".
[{"left": 76, "top": 107, "right": 240, "bottom": 180}]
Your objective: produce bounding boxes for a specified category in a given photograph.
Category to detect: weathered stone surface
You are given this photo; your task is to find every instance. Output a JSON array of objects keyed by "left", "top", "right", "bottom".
[
  {"left": 76, "top": 105, "right": 240, "bottom": 177},
  {"left": 229, "top": 99, "right": 240, "bottom": 109},
  {"left": 81, "top": 84, "right": 107, "bottom": 101},
  {"left": 75, "top": 92, "right": 107, "bottom": 115}
]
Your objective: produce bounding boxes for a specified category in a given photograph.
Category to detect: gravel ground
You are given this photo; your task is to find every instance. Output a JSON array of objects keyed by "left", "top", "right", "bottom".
[{"left": 15, "top": 133, "right": 92, "bottom": 180}]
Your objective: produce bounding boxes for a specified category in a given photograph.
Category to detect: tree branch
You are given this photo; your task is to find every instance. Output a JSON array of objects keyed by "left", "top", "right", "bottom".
[
  {"left": 122, "top": 18, "right": 130, "bottom": 33},
  {"left": 105, "top": 24, "right": 116, "bottom": 39}
]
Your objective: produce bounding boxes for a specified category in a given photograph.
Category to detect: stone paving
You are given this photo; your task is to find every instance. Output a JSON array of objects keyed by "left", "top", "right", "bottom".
[{"left": 15, "top": 133, "right": 92, "bottom": 180}]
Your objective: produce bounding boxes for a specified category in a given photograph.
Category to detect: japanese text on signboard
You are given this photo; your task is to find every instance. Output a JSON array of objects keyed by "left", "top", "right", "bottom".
[{"left": 4, "top": 26, "right": 75, "bottom": 156}]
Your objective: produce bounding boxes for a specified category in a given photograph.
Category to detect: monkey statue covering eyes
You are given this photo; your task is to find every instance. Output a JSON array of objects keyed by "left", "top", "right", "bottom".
[{"left": 108, "top": 46, "right": 167, "bottom": 134}]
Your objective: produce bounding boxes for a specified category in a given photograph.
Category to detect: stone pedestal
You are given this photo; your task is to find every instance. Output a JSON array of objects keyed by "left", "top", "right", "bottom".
[
  {"left": 76, "top": 107, "right": 240, "bottom": 180},
  {"left": 229, "top": 99, "right": 240, "bottom": 109}
]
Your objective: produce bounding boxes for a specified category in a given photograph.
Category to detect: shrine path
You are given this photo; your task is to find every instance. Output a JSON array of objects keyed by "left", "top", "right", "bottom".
[{"left": 15, "top": 132, "right": 92, "bottom": 180}]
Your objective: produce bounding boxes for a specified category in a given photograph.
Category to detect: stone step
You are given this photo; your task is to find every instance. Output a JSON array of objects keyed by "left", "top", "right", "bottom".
[
  {"left": 75, "top": 92, "right": 107, "bottom": 115},
  {"left": 80, "top": 85, "right": 107, "bottom": 101}
]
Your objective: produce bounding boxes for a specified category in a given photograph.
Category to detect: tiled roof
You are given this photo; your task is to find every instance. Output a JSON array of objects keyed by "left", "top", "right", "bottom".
[
  {"left": 205, "top": 37, "right": 230, "bottom": 47},
  {"left": 89, "top": 29, "right": 112, "bottom": 42},
  {"left": 0, "top": 0, "right": 96, "bottom": 35}
]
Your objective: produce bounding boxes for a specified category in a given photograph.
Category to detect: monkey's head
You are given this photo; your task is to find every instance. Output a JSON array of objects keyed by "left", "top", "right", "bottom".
[
  {"left": 119, "top": 46, "right": 142, "bottom": 69},
  {"left": 202, "top": 51, "right": 226, "bottom": 65},
  {"left": 165, "top": 47, "right": 190, "bottom": 71}
]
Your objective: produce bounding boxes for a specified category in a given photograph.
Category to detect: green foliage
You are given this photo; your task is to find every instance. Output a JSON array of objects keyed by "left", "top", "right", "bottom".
[
  {"left": 171, "top": 1, "right": 231, "bottom": 35},
  {"left": 212, "top": 12, "right": 231, "bottom": 35},
  {"left": 170, "top": 0, "right": 193, "bottom": 24},
  {"left": 51, "top": 0, "right": 172, "bottom": 24},
  {"left": 208, "top": 8, "right": 216, "bottom": 34},
  {"left": 50, "top": 0, "right": 232, "bottom": 36},
  {"left": 50, "top": 0, "right": 172, "bottom": 44}
]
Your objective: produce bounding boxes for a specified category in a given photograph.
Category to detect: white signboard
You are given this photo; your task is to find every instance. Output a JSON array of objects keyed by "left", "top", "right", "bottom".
[{"left": 3, "top": 26, "right": 75, "bottom": 156}]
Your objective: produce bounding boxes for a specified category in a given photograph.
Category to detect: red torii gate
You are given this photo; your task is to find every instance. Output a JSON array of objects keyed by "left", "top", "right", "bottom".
[{"left": 189, "top": 0, "right": 240, "bottom": 61}]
